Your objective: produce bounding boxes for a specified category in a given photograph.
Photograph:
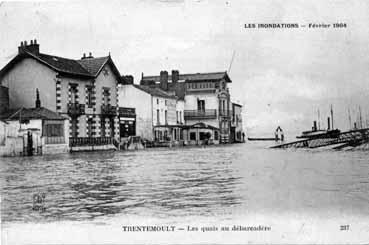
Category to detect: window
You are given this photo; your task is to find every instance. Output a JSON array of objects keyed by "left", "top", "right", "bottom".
[
  {"left": 157, "top": 109, "right": 160, "bottom": 125},
  {"left": 70, "top": 85, "right": 78, "bottom": 104},
  {"left": 103, "top": 88, "right": 110, "bottom": 106},
  {"left": 176, "top": 111, "right": 179, "bottom": 123},
  {"left": 86, "top": 86, "right": 93, "bottom": 107},
  {"left": 165, "top": 110, "right": 168, "bottom": 125},
  {"left": 179, "top": 111, "right": 182, "bottom": 123},
  {"left": 179, "top": 129, "right": 183, "bottom": 140},
  {"left": 101, "top": 117, "right": 106, "bottom": 137},
  {"left": 190, "top": 132, "right": 196, "bottom": 140},
  {"left": 197, "top": 99, "right": 205, "bottom": 111},
  {"left": 214, "top": 131, "right": 219, "bottom": 140},
  {"left": 71, "top": 118, "right": 78, "bottom": 137},
  {"left": 157, "top": 98, "right": 159, "bottom": 105},
  {"left": 45, "top": 124, "right": 64, "bottom": 137},
  {"left": 165, "top": 100, "right": 167, "bottom": 106},
  {"left": 110, "top": 118, "right": 114, "bottom": 136},
  {"left": 87, "top": 118, "right": 93, "bottom": 137},
  {"left": 199, "top": 132, "right": 207, "bottom": 140}
]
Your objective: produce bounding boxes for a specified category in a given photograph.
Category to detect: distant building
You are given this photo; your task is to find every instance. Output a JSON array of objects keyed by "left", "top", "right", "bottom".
[
  {"left": 231, "top": 102, "right": 243, "bottom": 143},
  {"left": 140, "top": 70, "right": 234, "bottom": 144},
  {"left": 118, "top": 79, "right": 185, "bottom": 144},
  {"left": 0, "top": 40, "right": 122, "bottom": 150}
]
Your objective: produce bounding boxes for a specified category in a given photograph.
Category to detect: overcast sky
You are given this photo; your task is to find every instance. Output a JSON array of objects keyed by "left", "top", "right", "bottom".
[{"left": 1, "top": 0, "right": 369, "bottom": 137}]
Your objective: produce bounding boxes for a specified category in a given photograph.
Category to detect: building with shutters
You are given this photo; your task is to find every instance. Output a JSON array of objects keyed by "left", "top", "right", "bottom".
[
  {"left": 140, "top": 70, "right": 236, "bottom": 144},
  {"left": 0, "top": 40, "right": 122, "bottom": 150}
]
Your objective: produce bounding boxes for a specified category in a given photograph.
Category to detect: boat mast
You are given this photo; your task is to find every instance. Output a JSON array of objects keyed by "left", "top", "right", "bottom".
[{"left": 348, "top": 108, "right": 352, "bottom": 130}]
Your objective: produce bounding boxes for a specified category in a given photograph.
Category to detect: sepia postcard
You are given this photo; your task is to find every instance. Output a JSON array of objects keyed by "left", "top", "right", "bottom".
[{"left": 1, "top": 0, "right": 369, "bottom": 244}]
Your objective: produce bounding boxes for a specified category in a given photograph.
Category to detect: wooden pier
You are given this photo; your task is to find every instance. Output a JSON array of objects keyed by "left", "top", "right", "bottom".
[{"left": 270, "top": 128, "right": 369, "bottom": 149}]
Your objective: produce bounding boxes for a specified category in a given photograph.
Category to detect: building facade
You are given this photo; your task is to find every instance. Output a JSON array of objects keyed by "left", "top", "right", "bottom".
[
  {"left": 0, "top": 91, "right": 69, "bottom": 157},
  {"left": 140, "top": 70, "right": 234, "bottom": 144},
  {"left": 231, "top": 102, "right": 243, "bottom": 143},
  {"left": 118, "top": 80, "right": 185, "bottom": 144},
  {"left": 0, "top": 40, "right": 122, "bottom": 149}
]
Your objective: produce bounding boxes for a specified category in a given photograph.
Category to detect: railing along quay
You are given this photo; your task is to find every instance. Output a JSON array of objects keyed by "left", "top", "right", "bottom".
[{"left": 69, "top": 137, "right": 113, "bottom": 147}]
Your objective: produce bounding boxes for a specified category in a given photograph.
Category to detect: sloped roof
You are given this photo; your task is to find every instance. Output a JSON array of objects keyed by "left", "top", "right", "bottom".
[
  {"left": 188, "top": 122, "right": 219, "bottom": 130},
  {"left": 36, "top": 53, "right": 91, "bottom": 77},
  {"left": 133, "top": 85, "right": 177, "bottom": 99},
  {"left": 142, "top": 71, "right": 232, "bottom": 83},
  {"left": 0, "top": 49, "right": 121, "bottom": 81},
  {"left": 77, "top": 56, "right": 109, "bottom": 76},
  {"left": 0, "top": 107, "right": 66, "bottom": 120}
]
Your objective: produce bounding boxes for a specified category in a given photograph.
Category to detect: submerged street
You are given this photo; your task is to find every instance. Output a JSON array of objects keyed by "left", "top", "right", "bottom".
[{"left": 1, "top": 143, "right": 369, "bottom": 224}]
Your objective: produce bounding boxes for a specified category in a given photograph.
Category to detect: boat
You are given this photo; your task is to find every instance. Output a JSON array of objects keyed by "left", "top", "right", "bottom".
[{"left": 296, "top": 129, "right": 341, "bottom": 139}]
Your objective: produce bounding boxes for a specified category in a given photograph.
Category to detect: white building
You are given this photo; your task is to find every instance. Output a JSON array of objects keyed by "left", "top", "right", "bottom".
[
  {"left": 231, "top": 102, "right": 244, "bottom": 143},
  {"left": 118, "top": 82, "right": 184, "bottom": 144},
  {"left": 0, "top": 107, "right": 69, "bottom": 157}
]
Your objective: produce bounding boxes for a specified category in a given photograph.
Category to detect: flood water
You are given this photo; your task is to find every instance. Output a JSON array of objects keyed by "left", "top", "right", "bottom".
[{"left": 1, "top": 143, "right": 369, "bottom": 224}]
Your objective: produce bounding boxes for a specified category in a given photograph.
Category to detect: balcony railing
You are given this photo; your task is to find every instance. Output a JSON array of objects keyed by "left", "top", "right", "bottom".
[
  {"left": 119, "top": 107, "right": 136, "bottom": 117},
  {"left": 67, "top": 103, "right": 85, "bottom": 116},
  {"left": 69, "top": 137, "right": 113, "bottom": 147},
  {"left": 184, "top": 109, "right": 217, "bottom": 119},
  {"left": 45, "top": 136, "right": 65, "bottom": 144},
  {"left": 101, "top": 104, "right": 117, "bottom": 116}
]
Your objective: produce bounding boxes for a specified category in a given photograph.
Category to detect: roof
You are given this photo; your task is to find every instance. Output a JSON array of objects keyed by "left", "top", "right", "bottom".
[
  {"left": 77, "top": 56, "right": 109, "bottom": 76},
  {"left": 36, "top": 53, "right": 91, "bottom": 77},
  {"left": 133, "top": 85, "right": 177, "bottom": 99},
  {"left": 232, "top": 102, "right": 242, "bottom": 107},
  {"left": 188, "top": 122, "right": 219, "bottom": 130},
  {"left": 141, "top": 71, "right": 232, "bottom": 83},
  {"left": 0, "top": 107, "right": 66, "bottom": 121},
  {"left": 0, "top": 49, "right": 122, "bottom": 81}
]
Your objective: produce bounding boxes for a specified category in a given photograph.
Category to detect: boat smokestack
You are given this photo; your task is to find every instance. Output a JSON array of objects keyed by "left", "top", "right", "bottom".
[
  {"left": 330, "top": 105, "right": 334, "bottom": 130},
  {"left": 313, "top": 121, "right": 317, "bottom": 131},
  {"left": 327, "top": 117, "right": 331, "bottom": 130}
]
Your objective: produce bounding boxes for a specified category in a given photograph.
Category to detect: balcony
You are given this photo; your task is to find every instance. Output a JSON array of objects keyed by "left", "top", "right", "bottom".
[
  {"left": 67, "top": 103, "right": 85, "bottom": 116},
  {"left": 119, "top": 107, "right": 136, "bottom": 118},
  {"left": 184, "top": 109, "right": 217, "bottom": 120},
  {"left": 101, "top": 104, "right": 117, "bottom": 116},
  {"left": 69, "top": 137, "right": 113, "bottom": 147}
]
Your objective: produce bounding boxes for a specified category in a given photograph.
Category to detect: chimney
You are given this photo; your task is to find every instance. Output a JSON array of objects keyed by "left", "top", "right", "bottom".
[
  {"left": 88, "top": 52, "right": 93, "bottom": 58},
  {"left": 35, "top": 88, "right": 41, "bottom": 108},
  {"left": 123, "top": 75, "right": 134, "bottom": 85},
  {"left": 18, "top": 39, "right": 40, "bottom": 55},
  {"left": 313, "top": 121, "right": 317, "bottom": 131},
  {"left": 160, "top": 70, "right": 168, "bottom": 90},
  {"left": 327, "top": 117, "right": 331, "bottom": 130},
  {"left": 81, "top": 53, "right": 87, "bottom": 59},
  {"left": 172, "top": 70, "right": 179, "bottom": 84}
]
